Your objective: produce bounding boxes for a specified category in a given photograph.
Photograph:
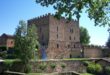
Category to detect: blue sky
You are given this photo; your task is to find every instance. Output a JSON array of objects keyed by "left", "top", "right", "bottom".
[{"left": 0, "top": 0, "right": 109, "bottom": 45}]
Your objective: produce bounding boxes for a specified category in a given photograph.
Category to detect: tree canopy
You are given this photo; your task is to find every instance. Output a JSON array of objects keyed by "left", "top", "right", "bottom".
[
  {"left": 80, "top": 26, "right": 90, "bottom": 45},
  {"left": 36, "top": 0, "right": 110, "bottom": 26},
  {"left": 14, "top": 20, "right": 39, "bottom": 72},
  {"left": 106, "top": 38, "right": 110, "bottom": 48}
]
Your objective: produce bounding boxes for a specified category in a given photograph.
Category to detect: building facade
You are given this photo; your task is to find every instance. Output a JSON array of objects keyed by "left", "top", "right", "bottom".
[
  {"left": 28, "top": 14, "right": 81, "bottom": 59},
  {"left": 0, "top": 33, "right": 14, "bottom": 49}
]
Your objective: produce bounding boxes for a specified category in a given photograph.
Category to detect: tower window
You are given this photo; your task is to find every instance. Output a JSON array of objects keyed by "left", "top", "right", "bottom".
[
  {"left": 68, "top": 45, "right": 70, "bottom": 48},
  {"left": 57, "top": 26, "right": 58, "bottom": 32},
  {"left": 57, "top": 44, "right": 59, "bottom": 48},
  {"left": 70, "top": 54, "right": 72, "bottom": 58},
  {"left": 74, "top": 45, "right": 75, "bottom": 48},
  {"left": 70, "top": 29, "right": 73, "bottom": 33},
  {"left": 71, "top": 29, "right": 73, "bottom": 33},
  {"left": 69, "top": 36, "right": 71, "bottom": 40},
  {"left": 57, "top": 34, "right": 58, "bottom": 39}
]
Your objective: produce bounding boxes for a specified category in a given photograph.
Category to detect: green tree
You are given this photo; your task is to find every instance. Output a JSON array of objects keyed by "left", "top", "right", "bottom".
[
  {"left": 80, "top": 26, "right": 90, "bottom": 45},
  {"left": 106, "top": 29, "right": 110, "bottom": 48},
  {"left": 36, "top": 0, "right": 110, "bottom": 26},
  {"left": 106, "top": 38, "right": 110, "bottom": 48},
  {"left": 27, "top": 24, "right": 39, "bottom": 59},
  {"left": 14, "top": 20, "right": 39, "bottom": 72}
]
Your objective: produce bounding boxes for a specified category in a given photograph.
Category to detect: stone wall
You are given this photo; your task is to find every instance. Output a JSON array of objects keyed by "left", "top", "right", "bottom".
[
  {"left": 28, "top": 14, "right": 49, "bottom": 46},
  {"left": 96, "top": 59, "right": 110, "bottom": 67},
  {"left": 1, "top": 60, "right": 87, "bottom": 73},
  {"left": 83, "top": 46, "right": 103, "bottom": 58},
  {"left": 28, "top": 14, "right": 81, "bottom": 59}
]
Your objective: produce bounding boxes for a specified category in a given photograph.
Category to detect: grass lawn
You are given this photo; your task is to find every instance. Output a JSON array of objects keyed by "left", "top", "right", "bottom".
[
  {"left": 26, "top": 73, "right": 56, "bottom": 75},
  {"left": 63, "top": 58, "right": 91, "bottom": 61},
  {"left": 80, "top": 73, "right": 94, "bottom": 75},
  {"left": 3, "top": 58, "right": 92, "bottom": 62},
  {"left": 3, "top": 59, "right": 21, "bottom": 62},
  {"left": 26, "top": 73, "right": 94, "bottom": 75},
  {"left": 26, "top": 73, "right": 43, "bottom": 75}
]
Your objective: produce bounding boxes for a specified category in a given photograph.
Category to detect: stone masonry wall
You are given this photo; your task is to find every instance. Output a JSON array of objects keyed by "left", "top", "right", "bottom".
[
  {"left": 28, "top": 14, "right": 81, "bottom": 59},
  {"left": 84, "top": 46, "right": 103, "bottom": 58},
  {"left": 1, "top": 60, "right": 87, "bottom": 73},
  {"left": 47, "top": 15, "right": 81, "bottom": 59},
  {"left": 28, "top": 14, "right": 49, "bottom": 46}
]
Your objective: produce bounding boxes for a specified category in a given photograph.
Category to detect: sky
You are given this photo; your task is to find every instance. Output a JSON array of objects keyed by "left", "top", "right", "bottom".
[{"left": 0, "top": 0, "right": 109, "bottom": 46}]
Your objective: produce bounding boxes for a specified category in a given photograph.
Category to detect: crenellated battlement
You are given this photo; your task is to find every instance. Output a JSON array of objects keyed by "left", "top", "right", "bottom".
[
  {"left": 28, "top": 13, "right": 79, "bottom": 25},
  {"left": 28, "top": 13, "right": 51, "bottom": 21},
  {"left": 83, "top": 45, "right": 105, "bottom": 49}
]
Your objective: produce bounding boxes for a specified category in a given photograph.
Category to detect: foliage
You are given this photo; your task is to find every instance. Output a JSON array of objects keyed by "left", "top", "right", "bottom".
[
  {"left": 27, "top": 24, "right": 39, "bottom": 59},
  {"left": 24, "top": 63, "right": 32, "bottom": 73},
  {"left": 87, "top": 63, "right": 103, "bottom": 75},
  {"left": 14, "top": 20, "right": 39, "bottom": 73},
  {"left": 106, "top": 37, "right": 110, "bottom": 49},
  {"left": 36, "top": 0, "right": 110, "bottom": 27},
  {"left": 80, "top": 26, "right": 90, "bottom": 45},
  {"left": 105, "top": 66, "right": 110, "bottom": 75},
  {"left": 0, "top": 46, "right": 7, "bottom": 51},
  {"left": 4, "top": 60, "right": 14, "bottom": 71},
  {"left": 50, "top": 63, "right": 56, "bottom": 69},
  {"left": 61, "top": 63, "right": 66, "bottom": 68},
  {"left": 81, "top": 73, "right": 94, "bottom": 75},
  {"left": 39, "top": 63, "right": 47, "bottom": 70},
  {"left": 82, "top": 61, "right": 90, "bottom": 66},
  {"left": 0, "top": 51, "right": 7, "bottom": 58}
]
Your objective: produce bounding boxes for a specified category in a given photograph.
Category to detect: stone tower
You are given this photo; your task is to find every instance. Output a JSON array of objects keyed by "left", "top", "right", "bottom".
[{"left": 28, "top": 13, "right": 81, "bottom": 59}]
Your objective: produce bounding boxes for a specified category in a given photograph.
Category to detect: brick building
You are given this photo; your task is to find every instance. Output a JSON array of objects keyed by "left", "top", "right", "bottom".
[
  {"left": 28, "top": 14, "right": 81, "bottom": 59},
  {"left": 0, "top": 33, "right": 14, "bottom": 49}
]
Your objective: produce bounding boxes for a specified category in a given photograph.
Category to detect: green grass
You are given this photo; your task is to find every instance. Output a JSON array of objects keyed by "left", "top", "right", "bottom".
[
  {"left": 3, "top": 59, "right": 21, "bottom": 62},
  {"left": 26, "top": 72, "right": 94, "bottom": 75},
  {"left": 80, "top": 73, "right": 94, "bottom": 75},
  {"left": 3, "top": 58, "right": 91, "bottom": 62},
  {"left": 26, "top": 73, "right": 43, "bottom": 75},
  {"left": 64, "top": 58, "right": 90, "bottom": 60},
  {"left": 26, "top": 73, "right": 56, "bottom": 75}
]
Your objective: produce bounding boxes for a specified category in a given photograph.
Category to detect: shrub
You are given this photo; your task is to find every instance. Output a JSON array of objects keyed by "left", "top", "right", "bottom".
[
  {"left": 61, "top": 63, "right": 66, "bottom": 68},
  {"left": 4, "top": 60, "right": 14, "bottom": 71},
  {"left": 81, "top": 73, "right": 94, "bottom": 75},
  {"left": 0, "top": 51, "right": 7, "bottom": 58},
  {"left": 87, "top": 63, "right": 103, "bottom": 75},
  {"left": 39, "top": 63, "right": 47, "bottom": 70},
  {"left": 50, "top": 63, "right": 56, "bottom": 69},
  {"left": 0, "top": 46, "right": 7, "bottom": 51},
  {"left": 105, "top": 66, "right": 110, "bottom": 75},
  {"left": 24, "top": 63, "right": 32, "bottom": 73},
  {"left": 83, "top": 61, "right": 90, "bottom": 66}
]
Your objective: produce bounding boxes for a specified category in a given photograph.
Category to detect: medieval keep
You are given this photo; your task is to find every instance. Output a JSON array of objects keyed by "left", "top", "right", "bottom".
[
  {"left": 0, "top": 14, "right": 106, "bottom": 59},
  {"left": 28, "top": 14, "right": 81, "bottom": 59}
]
